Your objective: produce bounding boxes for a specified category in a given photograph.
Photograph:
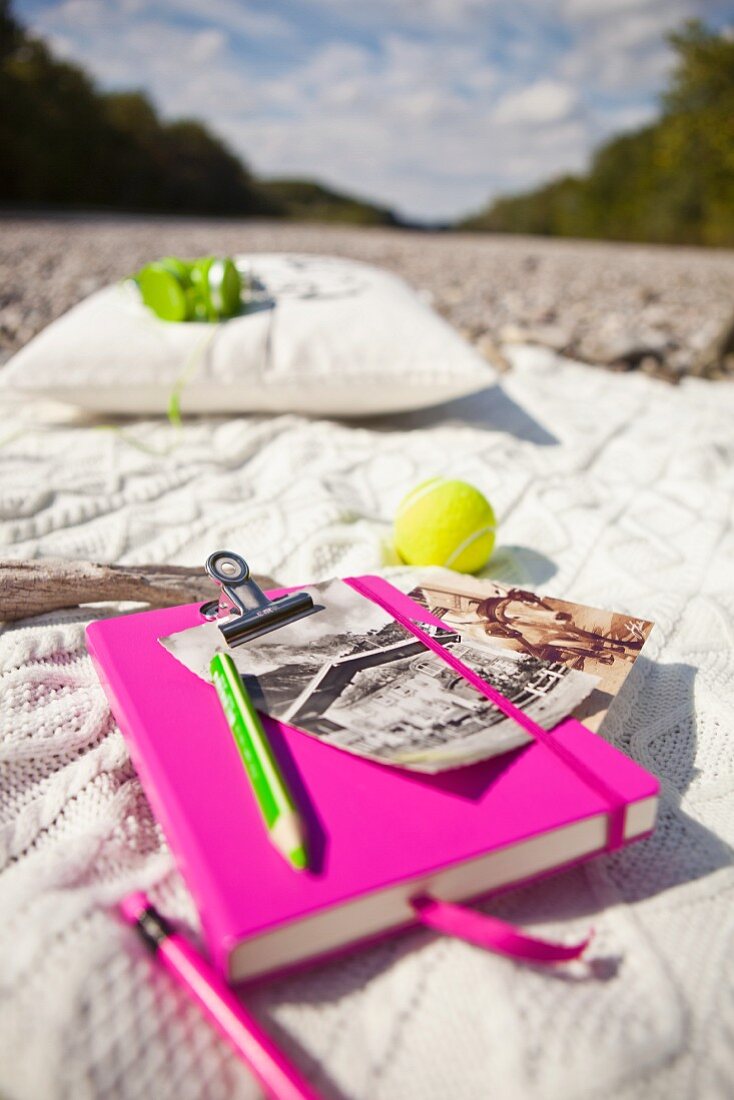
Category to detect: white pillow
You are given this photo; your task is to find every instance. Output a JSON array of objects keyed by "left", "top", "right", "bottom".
[{"left": 0, "top": 254, "right": 494, "bottom": 417}]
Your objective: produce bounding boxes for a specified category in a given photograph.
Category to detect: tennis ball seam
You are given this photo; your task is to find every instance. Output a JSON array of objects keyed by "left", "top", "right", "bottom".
[
  {"left": 443, "top": 522, "right": 496, "bottom": 568},
  {"left": 394, "top": 477, "right": 445, "bottom": 520}
]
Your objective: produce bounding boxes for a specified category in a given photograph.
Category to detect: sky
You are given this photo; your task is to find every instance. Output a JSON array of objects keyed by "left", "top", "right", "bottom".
[{"left": 16, "top": 0, "right": 734, "bottom": 222}]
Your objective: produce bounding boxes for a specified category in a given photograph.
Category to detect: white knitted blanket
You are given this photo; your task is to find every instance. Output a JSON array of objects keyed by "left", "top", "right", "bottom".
[{"left": 2, "top": 348, "right": 733, "bottom": 1100}]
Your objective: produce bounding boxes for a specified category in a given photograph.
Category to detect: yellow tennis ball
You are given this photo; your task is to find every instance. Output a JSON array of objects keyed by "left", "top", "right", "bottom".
[{"left": 394, "top": 478, "right": 496, "bottom": 573}]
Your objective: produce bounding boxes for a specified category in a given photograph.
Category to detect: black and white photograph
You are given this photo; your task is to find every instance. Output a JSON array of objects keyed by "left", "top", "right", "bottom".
[{"left": 162, "top": 580, "right": 598, "bottom": 772}]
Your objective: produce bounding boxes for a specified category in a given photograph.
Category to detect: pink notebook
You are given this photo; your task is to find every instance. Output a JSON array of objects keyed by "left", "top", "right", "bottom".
[{"left": 86, "top": 576, "right": 659, "bottom": 982}]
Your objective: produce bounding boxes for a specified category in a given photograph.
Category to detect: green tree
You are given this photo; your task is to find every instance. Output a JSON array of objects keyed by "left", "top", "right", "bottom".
[
  {"left": 462, "top": 21, "right": 734, "bottom": 246},
  {"left": 0, "top": 0, "right": 276, "bottom": 215},
  {"left": 658, "top": 21, "right": 734, "bottom": 244},
  {"left": 264, "top": 178, "right": 399, "bottom": 226},
  {"left": 0, "top": 0, "right": 402, "bottom": 224},
  {"left": 0, "top": 0, "right": 112, "bottom": 203}
]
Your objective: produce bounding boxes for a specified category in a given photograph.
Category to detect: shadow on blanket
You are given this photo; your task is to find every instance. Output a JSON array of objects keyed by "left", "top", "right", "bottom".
[{"left": 355, "top": 384, "right": 558, "bottom": 446}]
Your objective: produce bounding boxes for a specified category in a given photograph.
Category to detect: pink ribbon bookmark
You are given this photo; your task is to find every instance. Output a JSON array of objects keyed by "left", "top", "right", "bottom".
[{"left": 412, "top": 895, "right": 593, "bottom": 964}]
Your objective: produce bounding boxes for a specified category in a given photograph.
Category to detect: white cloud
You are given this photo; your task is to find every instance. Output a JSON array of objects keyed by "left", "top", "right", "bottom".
[
  {"left": 187, "top": 28, "right": 228, "bottom": 63},
  {"left": 494, "top": 81, "right": 578, "bottom": 125},
  {"left": 18, "top": 0, "right": 729, "bottom": 220}
]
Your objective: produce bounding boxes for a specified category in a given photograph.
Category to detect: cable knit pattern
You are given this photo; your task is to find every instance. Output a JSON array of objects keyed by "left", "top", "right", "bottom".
[{"left": 1, "top": 346, "right": 733, "bottom": 1100}]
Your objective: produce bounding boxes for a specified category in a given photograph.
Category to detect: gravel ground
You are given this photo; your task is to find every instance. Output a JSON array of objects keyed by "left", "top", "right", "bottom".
[{"left": 2, "top": 213, "right": 734, "bottom": 381}]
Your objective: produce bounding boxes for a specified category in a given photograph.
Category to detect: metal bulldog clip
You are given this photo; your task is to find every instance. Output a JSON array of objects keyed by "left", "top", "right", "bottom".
[{"left": 200, "top": 550, "right": 316, "bottom": 647}]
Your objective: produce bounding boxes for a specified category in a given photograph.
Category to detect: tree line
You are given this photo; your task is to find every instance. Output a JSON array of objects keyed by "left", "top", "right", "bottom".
[
  {"left": 462, "top": 22, "right": 734, "bottom": 247},
  {"left": 2, "top": 2, "right": 732, "bottom": 245},
  {"left": 0, "top": 0, "right": 398, "bottom": 225}
]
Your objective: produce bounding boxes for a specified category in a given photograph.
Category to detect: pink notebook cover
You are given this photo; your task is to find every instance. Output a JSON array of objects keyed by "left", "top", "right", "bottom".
[{"left": 86, "top": 576, "right": 659, "bottom": 981}]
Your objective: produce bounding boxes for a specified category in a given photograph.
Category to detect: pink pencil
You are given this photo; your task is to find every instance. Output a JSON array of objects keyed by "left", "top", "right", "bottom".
[{"left": 120, "top": 892, "right": 321, "bottom": 1100}]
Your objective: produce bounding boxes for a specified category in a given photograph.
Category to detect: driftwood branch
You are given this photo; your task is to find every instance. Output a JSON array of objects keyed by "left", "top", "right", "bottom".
[{"left": 0, "top": 559, "right": 276, "bottom": 622}]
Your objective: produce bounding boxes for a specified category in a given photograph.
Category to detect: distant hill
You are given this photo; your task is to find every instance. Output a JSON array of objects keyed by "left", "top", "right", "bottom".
[
  {"left": 0, "top": 0, "right": 401, "bottom": 226},
  {"left": 263, "top": 179, "right": 401, "bottom": 227},
  {"left": 461, "top": 22, "right": 734, "bottom": 247}
]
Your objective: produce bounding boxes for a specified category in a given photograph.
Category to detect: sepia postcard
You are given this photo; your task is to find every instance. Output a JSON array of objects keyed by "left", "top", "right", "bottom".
[
  {"left": 161, "top": 579, "right": 599, "bottom": 772},
  {"left": 409, "top": 575, "right": 654, "bottom": 731}
]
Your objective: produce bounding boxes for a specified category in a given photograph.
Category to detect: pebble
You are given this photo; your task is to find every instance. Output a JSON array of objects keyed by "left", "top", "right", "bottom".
[{"left": 1, "top": 216, "right": 734, "bottom": 382}]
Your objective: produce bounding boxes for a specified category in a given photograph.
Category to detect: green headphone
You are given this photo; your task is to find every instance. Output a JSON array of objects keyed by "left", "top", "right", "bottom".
[{"left": 136, "top": 255, "right": 242, "bottom": 322}]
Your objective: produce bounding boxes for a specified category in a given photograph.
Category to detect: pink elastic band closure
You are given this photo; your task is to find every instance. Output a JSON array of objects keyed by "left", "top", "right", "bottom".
[
  {"left": 346, "top": 576, "right": 628, "bottom": 850},
  {"left": 411, "top": 896, "right": 592, "bottom": 963}
]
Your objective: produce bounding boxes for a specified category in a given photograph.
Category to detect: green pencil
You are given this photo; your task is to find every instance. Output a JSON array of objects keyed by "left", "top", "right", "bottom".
[{"left": 210, "top": 651, "right": 308, "bottom": 871}]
